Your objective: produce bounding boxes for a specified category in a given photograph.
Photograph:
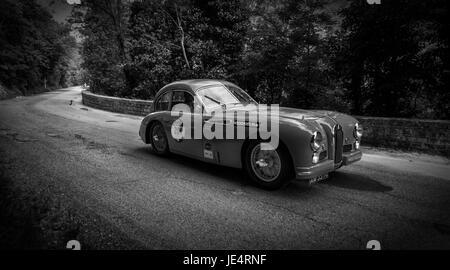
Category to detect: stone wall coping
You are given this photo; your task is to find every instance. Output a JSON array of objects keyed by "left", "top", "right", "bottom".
[
  {"left": 82, "top": 90, "right": 153, "bottom": 103},
  {"left": 81, "top": 90, "right": 449, "bottom": 156},
  {"left": 83, "top": 91, "right": 449, "bottom": 123},
  {"left": 354, "top": 115, "right": 450, "bottom": 124}
]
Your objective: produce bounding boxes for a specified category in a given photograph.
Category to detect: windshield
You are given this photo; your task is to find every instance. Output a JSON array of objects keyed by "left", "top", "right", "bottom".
[{"left": 196, "top": 85, "right": 257, "bottom": 111}]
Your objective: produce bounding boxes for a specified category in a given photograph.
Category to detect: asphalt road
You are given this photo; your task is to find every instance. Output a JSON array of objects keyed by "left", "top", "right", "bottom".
[{"left": 1, "top": 86, "right": 450, "bottom": 249}]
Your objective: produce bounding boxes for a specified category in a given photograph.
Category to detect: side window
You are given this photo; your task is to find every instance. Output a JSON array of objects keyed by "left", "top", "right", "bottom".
[
  {"left": 171, "top": 91, "right": 194, "bottom": 112},
  {"left": 155, "top": 92, "right": 171, "bottom": 111}
]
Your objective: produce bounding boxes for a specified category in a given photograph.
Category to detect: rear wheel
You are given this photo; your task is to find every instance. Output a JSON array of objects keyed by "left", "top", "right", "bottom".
[
  {"left": 243, "top": 141, "right": 293, "bottom": 190},
  {"left": 149, "top": 122, "right": 169, "bottom": 155}
]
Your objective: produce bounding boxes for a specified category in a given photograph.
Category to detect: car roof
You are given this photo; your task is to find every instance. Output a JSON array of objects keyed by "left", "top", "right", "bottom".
[{"left": 156, "top": 79, "right": 239, "bottom": 97}]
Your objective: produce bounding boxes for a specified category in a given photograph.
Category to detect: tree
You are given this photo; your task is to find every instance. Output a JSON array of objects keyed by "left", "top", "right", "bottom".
[
  {"left": 0, "top": 0, "right": 79, "bottom": 94},
  {"left": 340, "top": 0, "right": 449, "bottom": 119},
  {"left": 126, "top": 0, "right": 249, "bottom": 99},
  {"left": 239, "top": 0, "right": 336, "bottom": 107},
  {"left": 70, "top": 0, "right": 131, "bottom": 96}
]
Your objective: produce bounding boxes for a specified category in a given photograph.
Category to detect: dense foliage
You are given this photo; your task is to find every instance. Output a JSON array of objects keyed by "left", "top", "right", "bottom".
[
  {"left": 0, "top": 0, "right": 80, "bottom": 95},
  {"left": 4, "top": 0, "right": 446, "bottom": 119},
  {"left": 240, "top": 0, "right": 340, "bottom": 110},
  {"left": 126, "top": 0, "right": 248, "bottom": 99},
  {"left": 338, "top": 0, "right": 449, "bottom": 118}
]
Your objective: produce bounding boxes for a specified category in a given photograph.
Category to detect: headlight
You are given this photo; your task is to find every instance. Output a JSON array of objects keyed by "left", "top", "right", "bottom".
[
  {"left": 310, "top": 131, "right": 323, "bottom": 152},
  {"left": 354, "top": 123, "right": 363, "bottom": 139}
]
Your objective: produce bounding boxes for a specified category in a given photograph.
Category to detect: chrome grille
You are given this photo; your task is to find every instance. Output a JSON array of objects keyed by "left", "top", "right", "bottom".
[
  {"left": 343, "top": 144, "right": 353, "bottom": 153},
  {"left": 320, "top": 123, "right": 333, "bottom": 160},
  {"left": 334, "top": 125, "right": 343, "bottom": 163}
]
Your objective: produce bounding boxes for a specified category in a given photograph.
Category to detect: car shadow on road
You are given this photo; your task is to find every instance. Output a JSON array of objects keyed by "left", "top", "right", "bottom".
[
  {"left": 133, "top": 147, "right": 318, "bottom": 196},
  {"left": 322, "top": 171, "right": 393, "bottom": 192},
  {"left": 133, "top": 147, "right": 249, "bottom": 186}
]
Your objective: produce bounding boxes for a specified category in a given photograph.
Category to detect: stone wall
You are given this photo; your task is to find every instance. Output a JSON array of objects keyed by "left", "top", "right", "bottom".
[
  {"left": 81, "top": 90, "right": 450, "bottom": 156},
  {"left": 356, "top": 116, "right": 450, "bottom": 157},
  {"left": 82, "top": 90, "right": 153, "bottom": 116}
]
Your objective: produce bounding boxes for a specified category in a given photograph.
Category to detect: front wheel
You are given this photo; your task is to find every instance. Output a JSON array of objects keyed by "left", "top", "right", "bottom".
[{"left": 243, "top": 141, "right": 294, "bottom": 190}]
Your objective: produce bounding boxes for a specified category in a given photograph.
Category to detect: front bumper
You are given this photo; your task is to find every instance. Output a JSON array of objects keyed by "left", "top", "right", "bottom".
[
  {"left": 295, "top": 149, "right": 362, "bottom": 180},
  {"left": 342, "top": 149, "right": 362, "bottom": 165},
  {"left": 295, "top": 160, "right": 335, "bottom": 180}
]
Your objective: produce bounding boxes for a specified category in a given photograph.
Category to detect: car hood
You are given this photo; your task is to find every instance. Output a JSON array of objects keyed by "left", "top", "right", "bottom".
[
  {"left": 225, "top": 105, "right": 327, "bottom": 121},
  {"left": 223, "top": 105, "right": 357, "bottom": 132},
  {"left": 216, "top": 105, "right": 358, "bottom": 145},
  {"left": 279, "top": 108, "right": 352, "bottom": 122},
  {"left": 278, "top": 107, "right": 326, "bottom": 121}
]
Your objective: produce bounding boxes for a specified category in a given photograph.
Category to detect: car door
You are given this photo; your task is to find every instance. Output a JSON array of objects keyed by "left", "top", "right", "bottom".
[
  {"left": 168, "top": 90, "right": 204, "bottom": 159},
  {"left": 153, "top": 90, "right": 172, "bottom": 135}
]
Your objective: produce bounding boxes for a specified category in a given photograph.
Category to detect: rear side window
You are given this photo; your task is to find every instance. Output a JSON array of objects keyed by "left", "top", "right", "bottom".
[
  {"left": 155, "top": 92, "right": 171, "bottom": 111},
  {"left": 171, "top": 91, "right": 194, "bottom": 112}
]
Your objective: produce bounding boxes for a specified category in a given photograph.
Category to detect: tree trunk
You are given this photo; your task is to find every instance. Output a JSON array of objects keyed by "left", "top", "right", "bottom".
[{"left": 176, "top": 7, "right": 190, "bottom": 69}]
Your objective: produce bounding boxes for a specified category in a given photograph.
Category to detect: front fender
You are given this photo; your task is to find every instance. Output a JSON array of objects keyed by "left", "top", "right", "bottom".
[{"left": 278, "top": 118, "right": 328, "bottom": 168}]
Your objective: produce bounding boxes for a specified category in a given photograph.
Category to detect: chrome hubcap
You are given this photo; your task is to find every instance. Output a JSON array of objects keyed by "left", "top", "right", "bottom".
[{"left": 250, "top": 144, "right": 281, "bottom": 182}]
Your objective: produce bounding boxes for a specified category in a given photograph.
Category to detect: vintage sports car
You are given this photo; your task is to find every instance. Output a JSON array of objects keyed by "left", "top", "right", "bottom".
[{"left": 139, "top": 79, "right": 363, "bottom": 189}]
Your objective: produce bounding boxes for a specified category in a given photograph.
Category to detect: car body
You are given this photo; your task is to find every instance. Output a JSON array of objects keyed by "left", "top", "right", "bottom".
[{"left": 139, "top": 79, "right": 363, "bottom": 189}]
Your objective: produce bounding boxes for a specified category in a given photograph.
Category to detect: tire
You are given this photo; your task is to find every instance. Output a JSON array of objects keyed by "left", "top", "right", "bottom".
[
  {"left": 149, "top": 121, "right": 170, "bottom": 155},
  {"left": 243, "top": 141, "right": 294, "bottom": 190}
]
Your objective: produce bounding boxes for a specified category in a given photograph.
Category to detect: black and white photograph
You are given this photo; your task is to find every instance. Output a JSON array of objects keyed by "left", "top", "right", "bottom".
[{"left": 0, "top": 0, "right": 449, "bottom": 257}]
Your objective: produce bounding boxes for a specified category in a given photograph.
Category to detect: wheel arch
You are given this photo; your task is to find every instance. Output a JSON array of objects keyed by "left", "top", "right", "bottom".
[{"left": 145, "top": 119, "right": 162, "bottom": 144}]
